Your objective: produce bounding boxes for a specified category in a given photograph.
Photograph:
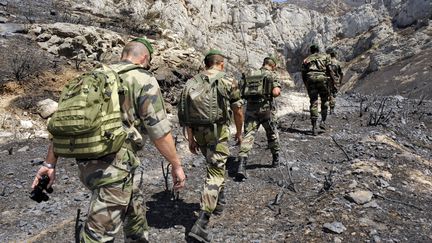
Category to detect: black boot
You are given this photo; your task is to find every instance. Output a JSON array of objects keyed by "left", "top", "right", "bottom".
[
  {"left": 311, "top": 120, "right": 318, "bottom": 136},
  {"left": 213, "top": 190, "right": 226, "bottom": 215},
  {"left": 189, "top": 211, "right": 211, "bottom": 243},
  {"left": 272, "top": 153, "right": 280, "bottom": 167},
  {"left": 236, "top": 157, "right": 248, "bottom": 181}
]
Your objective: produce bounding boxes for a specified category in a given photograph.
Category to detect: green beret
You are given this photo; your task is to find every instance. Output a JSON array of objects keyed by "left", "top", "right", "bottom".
[
  {"left": 205, "top": 49, "right": 225, "bottom": 58},
  {"left": 326, "top": 48, "right": 335, "bottom": 55},
  {"left": 310, "top": 44, "right": 320, "bottom": 52},
  {"left": 265, "top": 56, "right": 278, "bottom": 64},
  {"left": 131, "top": 37, "right": 154, "bottom": 57}
]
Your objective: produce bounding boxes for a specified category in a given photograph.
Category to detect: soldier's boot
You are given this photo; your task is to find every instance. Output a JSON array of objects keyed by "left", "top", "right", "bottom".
[
  {"left": 311, "top": 120, "right": 318, "bottom": 136},
  {"left": 213, "top": 190, "right": 226, "bottom": 215},
  {"left": 320, "top": 114, "right": 327, "bottom": 130},
  {"left": 319, "top": 121, "right": 327, "bottom": 130},
  {"left": 236, "top": 157, "right": 248, "bottom": 181},
  {"left": 272, "top": 153, "right": 280, "bottom": 167},
  {"left": 189, "top": 211, "right": 211, "bottom": 243}
]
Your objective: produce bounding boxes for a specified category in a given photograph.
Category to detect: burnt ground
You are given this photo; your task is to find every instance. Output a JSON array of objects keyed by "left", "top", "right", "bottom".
[{"left": 0, "top": 91, "right": 432, "bottom": 243}]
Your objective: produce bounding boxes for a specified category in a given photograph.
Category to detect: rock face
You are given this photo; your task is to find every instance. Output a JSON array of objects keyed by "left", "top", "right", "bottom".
[
  {"left": 29, "top": 23, "right": 125, "bottom": 61},
  {"left": 3, "top": 0, "right": 431, "bottom": 98},
  {"left": 59, "top": 0, "right": 431, "bottom": 97}
]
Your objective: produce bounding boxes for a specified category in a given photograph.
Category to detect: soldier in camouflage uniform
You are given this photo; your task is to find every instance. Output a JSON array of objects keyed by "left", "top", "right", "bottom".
[
  {"left": 302, "top": 44, "right": 332, "bottom": 136},
  {"left": 186, "top": 50, "right": 244, "bottom": 243},
  {"left": 326, "top": 48, "right": 344, "bottom": 114},
  {"left": 32, "top": 38, "right": 186, "bottom": 243},
  {"left": 236, "top": 57, "right": 282, "bottom": 180}
]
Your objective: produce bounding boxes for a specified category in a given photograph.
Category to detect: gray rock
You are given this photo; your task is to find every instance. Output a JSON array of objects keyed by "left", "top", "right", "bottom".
[
  {"left": 17, "top": 146, "right": 30, "bottom": 152},
  {"left": 363, "top": 200, "right": 380, "bottom": 208},
  {"left": 0, "top": 17, "right": 7, "bottom": 23},
  {"left": 20, "top": 120, "right": 33, "bottom": 129},
  {"left": 34, "top": 130, "right": 49, "bottom": 139},
  {"left": 36, "top": 98, "right": 58, "bottom": 119},
  {"left": 376, "top": 178, "right": 389, "bottom": 188},
  {"left": 323, "top": 221, "right": 347, "bottom": 234},
  {"left": 346, "top": 190, "right": 373, "bottom": 205}
]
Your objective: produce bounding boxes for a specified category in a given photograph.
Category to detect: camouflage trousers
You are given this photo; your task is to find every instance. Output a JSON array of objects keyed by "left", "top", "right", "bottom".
[
  {"left": 239, "top": 112, "right": 280, "bottom": 157},
  {"left": 192, "top": 125, "right": 230, "bottom": 213},
  {"left": 77, "top": 147, "right": 149, "bottom": 243},
  {"left": 306, "top": 78, "right": 330, "bottom": 121}
]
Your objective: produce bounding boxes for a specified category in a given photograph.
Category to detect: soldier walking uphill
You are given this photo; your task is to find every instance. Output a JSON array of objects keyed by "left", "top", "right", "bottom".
[
  {"left": 326, "top": 48, "right": 344, "bottom": 114},
  {"left": 178, "top": 50, "right": 244, "bottom": 242},
  {"left": 236, "top": 57, "right": 282, "bottom": 180},
  {"left": 32, "top": 38, "right": 186, "bottom": 243},
  {"left": 302, "top": 44, "right": 333, "bottom": 136}
]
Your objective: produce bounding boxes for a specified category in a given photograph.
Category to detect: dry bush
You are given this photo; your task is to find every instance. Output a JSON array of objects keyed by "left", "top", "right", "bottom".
[{"left": 10, "top": 47, "right": 49, "bottom": 82}]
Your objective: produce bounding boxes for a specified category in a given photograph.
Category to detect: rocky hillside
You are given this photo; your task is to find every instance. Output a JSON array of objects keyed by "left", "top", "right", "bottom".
[{"left": 2, "top": 0, "right": 431, "bottom": 98}]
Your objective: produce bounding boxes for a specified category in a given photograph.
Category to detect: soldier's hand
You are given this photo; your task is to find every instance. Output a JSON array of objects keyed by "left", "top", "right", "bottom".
[
  {"left": 32, "top": 166, "right": 56, "bottom": 189},
  {"left": 188, "top": 140, "right": 199, "bottom": 155},
  {"left": 171, "top": 164, "right": 186, "bottom": 191},
  {"left": 234, "top": 132, "right": 242, "bottom": 145}
]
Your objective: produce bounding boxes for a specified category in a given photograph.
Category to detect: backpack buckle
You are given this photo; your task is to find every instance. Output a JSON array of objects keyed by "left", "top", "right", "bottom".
[{"left": 69, "top": 138, "right": 75, "bottom": 151}]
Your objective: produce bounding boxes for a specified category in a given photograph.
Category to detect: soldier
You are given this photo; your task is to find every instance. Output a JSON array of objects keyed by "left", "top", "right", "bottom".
[
  {"left": 31, "top": 37, "right": 186, "bottom": 242},
  {"left": 302, "top": 44, "right": 332, "bottom": 136},
  {"left": 236, "top": 57, "right": 282, "bottom": 180},
  {"left": 183, "top": 50, "right": 244, "bottom": 242},
  {"left": 326, "top": 48, "right": 344, "bottom": 114}
]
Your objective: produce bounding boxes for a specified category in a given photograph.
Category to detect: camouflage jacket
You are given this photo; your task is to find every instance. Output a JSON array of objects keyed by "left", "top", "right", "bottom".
[
  {"left": 245, "top": 66, "right": 281, "bottom": 113},
  {"left": 329, "top": 57, "right": 343, "bottom": 84},
  {"left": 110, "top": 61, "right": 172, "bottom": 148}
]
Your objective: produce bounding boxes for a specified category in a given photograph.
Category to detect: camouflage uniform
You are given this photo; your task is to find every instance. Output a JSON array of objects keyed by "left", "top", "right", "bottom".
[
  {"left": 302, "top": 53, "right": 332, "bottom": 123},
  {"left": 328, "top": 57, "right": 343, "bottom": 111},
  {"left": 239, "top": 67, "right": 281, "bottom": 158},
  {"left": 79, "top": 61, "right": 171, "bottom": 242},
  {"left": 190, "top": 68, "right": 243, "bottom": 214}
]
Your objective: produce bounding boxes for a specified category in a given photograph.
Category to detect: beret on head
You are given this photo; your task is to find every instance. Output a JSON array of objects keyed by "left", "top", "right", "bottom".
[
  {"left": 266, "top": 56, "right": 278, "bottom": 64},
  {"left": 131, "top": 37, "right": 154, "bottom": 57},
  {"left": 205, "top": 49, "right": 225, "bottom": 58}
]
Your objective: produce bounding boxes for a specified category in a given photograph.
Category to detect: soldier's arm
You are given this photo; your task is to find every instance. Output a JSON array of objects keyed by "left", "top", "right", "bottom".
[
  {"left": 229, "top": 79, "right": 244, "bottom": 143},
  {"left": 138, "top": 76, "right": 185, "bottom": 189},
  {"left": 270, "top": 72, "right": 281, "bottom": 97},
  {"left": 32, "top": 142, "right": 58, "bottom": 189}
]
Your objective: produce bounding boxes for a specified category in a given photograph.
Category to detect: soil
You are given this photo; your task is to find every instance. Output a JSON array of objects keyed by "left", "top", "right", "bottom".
[{"left": 1, "top": 90, "right": 431, "bottom": 243}]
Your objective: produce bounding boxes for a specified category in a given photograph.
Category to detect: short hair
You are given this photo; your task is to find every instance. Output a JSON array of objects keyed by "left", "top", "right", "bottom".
[
  {"left": 121, "top": 42, "right": 150, "bottom": 60},
  {"left": 263, "top": 57, "right": 276, "bottom": 66},
  {"left": 204, "top": 54, "right": 224, "bottom": 68}
]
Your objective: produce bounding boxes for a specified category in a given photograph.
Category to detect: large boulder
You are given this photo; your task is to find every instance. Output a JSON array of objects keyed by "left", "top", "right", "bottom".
[{"left": 36, "top": 98, "right": 58, "bottom": 119}]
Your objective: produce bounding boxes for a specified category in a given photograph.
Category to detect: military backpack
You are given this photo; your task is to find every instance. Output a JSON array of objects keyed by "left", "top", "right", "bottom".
[
  {"left": 48, "top": 65, "right": 132, "bottom": 159},
  {"left": 177, "top": 72, "right": 230, "bottom": 126},
  {"left": 240, "top": 70, "right": 273, "bottom": 98},
  {"left": 303, "top": 53, "right": 328, "bottom": 73}
]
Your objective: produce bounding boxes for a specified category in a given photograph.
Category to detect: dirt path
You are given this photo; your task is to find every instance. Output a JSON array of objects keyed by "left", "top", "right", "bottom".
[{"left": 1, "top": 91, "right": 431, "bottom": 242}]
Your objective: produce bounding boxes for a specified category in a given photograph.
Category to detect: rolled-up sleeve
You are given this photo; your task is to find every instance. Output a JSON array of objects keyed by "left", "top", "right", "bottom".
[
  {"left": 229, "top": 78, "right": 244, "bottom": 108},
  {"left": 137, "top": 77, "right": 172, "bottom": 140}
]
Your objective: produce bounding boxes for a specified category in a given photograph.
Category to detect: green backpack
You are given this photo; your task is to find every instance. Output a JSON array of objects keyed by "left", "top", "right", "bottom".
[
  {"left": 177, "top": 72, "right": 229, "bottom": 126},
  {"left": 48, "top": 65, "right": 128, "bottom": 159},
  {"left": 241, "top": 70, "right": 272, "bottom": 98}
]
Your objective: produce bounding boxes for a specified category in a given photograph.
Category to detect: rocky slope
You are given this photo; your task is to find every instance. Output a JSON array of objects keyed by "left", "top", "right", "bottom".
[{"left": 2, "top": 0, "right": 430, "bottom": 97}]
